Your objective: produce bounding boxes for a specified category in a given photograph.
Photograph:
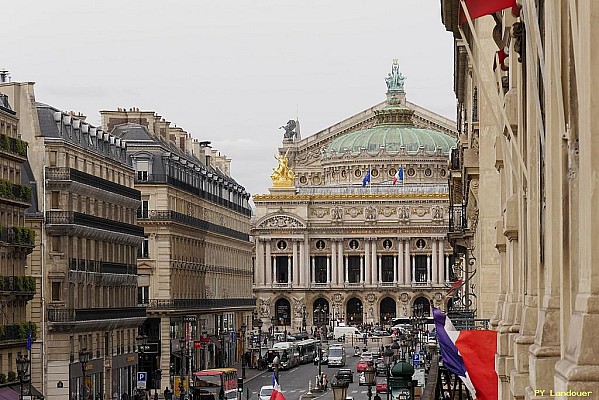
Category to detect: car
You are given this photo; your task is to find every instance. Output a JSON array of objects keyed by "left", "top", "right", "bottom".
[
  {"left": 259, "top": 386, "right": 274, "bottom": 400},
  {"left": 375, "top": 377, "right": 388, "bottom": 393},
  {"left": 357, "top": 360, "right": 373, "bottom": 372},
  {"left": 335, "top": 368, "right": 354, "bottom": 384}
]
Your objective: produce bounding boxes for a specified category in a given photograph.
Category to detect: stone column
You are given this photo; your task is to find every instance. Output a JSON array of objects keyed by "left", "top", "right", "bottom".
[
  {"left": 304, "top": 237, "right": 310, "bottom": 287},
  {"left": 438, "top": 239, "right": 445, "bottom": 283},
  {"left": 411, "top": 254, "right": 416, "bottom": 283},
  {"left": 288, "top": 255, "right": 292, "bottom": 285},
  {"left": 360, "top": 255, "right": 364, "bottom": 283},
  {"left": 432, "top": 239, "right": 438, "bottom": 284},
  {"left": 338, "top": 240, "right": 344, "bottom": 285},
  {"left": 364, "top": 239, "right": 371, "bottom": 285},
  {"left": 292, "top": 240, "right": 298, "bottom": 286},
  {"left": 299, "top": 240, "right": 305, "bottom": 287},
  {"left": 273, "top": 256, "right": 278, "bottom": 283},
  {"left": 256, "top": 239, "right": 264, "bottom": 286},
  {"left": 326, "top": 256, "right": 331, "bottom": 283},
  {"left": 331, "top": 240, "right": 337, "bottom": 285},
  {"left": 393, "top": 255, "right": 397, "bottom": 284},
  {"left": 371, "top": 239, "right": 377, "bottom": 285},
  {"left": 311, "top": 256, "right": 315, "bottom": 284},
  {"left": 426, "top": 255, "right": 431, "bottom": 283},
  {"left": 445, "top": 255, "right": 449, "bottom": 282},
  {"left": 344, "top": 255, "right": 349, "bottom": 283},
  {"left": 405, "top": 240, "right": 411, "bottom": 283},
  {"left": 398, "top": 239, "right": 404, "bottom": 285},
  {"left": 378, "top": 255, "right": 382, "bottom": 284},
  {"left": 265, "top": 241, "right": 272, "bottom": 284}
]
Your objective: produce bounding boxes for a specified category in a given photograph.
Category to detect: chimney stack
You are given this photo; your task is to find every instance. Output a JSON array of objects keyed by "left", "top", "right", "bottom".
[{"left": 0, "top": 70, "right": 10, "bottom": 83}]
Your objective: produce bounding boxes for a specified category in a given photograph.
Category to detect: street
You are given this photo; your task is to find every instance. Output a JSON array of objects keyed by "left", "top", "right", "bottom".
[{"left": 244, "top": 343, "right": 378, "bottom": 400}]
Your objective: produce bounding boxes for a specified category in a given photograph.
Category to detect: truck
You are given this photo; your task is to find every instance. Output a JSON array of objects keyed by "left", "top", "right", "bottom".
[{"left": 333, "top": 326, "right": 362, "bottom": 340}]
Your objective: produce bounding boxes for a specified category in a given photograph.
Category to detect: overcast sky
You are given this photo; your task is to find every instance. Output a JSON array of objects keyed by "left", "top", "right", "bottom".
[{"left": 3, "top": 1, "right": 456, "bottom": 196}]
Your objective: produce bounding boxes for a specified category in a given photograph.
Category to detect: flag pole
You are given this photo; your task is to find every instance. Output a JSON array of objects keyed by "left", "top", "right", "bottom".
[{"left": 368, "top": 165, "right": 372, "bottom": 195}]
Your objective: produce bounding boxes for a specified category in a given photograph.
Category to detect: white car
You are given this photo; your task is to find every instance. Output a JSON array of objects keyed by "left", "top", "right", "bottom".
[{"left": 259, "top": 385, "right": 274, "bottom": 400}]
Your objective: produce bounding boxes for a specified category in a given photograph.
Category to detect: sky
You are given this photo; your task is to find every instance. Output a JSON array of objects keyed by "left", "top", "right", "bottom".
[{"left": 3, "top": 1, "right": 456, "bottom": 196}]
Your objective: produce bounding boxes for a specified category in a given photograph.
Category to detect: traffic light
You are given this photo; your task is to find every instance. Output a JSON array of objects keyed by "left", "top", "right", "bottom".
[{"left": 237, "top": 378, "right": 244, "bottom": 392}]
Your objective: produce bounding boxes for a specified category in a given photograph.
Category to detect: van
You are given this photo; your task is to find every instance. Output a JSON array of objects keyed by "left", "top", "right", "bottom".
[
  {"left": 328, "top": 344, "right": 346, "bottom": 367},
  {"left": 333, "top": 326, "right": 361, "bottom": 340}
]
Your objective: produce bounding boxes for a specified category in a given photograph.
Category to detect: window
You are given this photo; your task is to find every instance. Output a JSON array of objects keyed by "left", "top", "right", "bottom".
[
  {"left": 348, "top": 256, "right": 360, "bottom": 283},
  {"left": 275, "top": 256, "right": 289, "bottom": 283},
  {"left": 136, "top": 160, "right": 150, "bottom": 181},
  {"left": 138, "top": 236, "right": 150, "bottom": 258},
  {"left": 137, "top": 200, "right": 149, "bottom": 219},
  {"left": 315, "top": 256, "right": 327, "bottom": 283},
  {"left": 51, "top": 191, "right": 59, "bottom": 209},
  {"left": 49, "top": 151, "right": 57, "bottom": 166},
  {"left": 50, "top": 281, "right": 61, "bottom": 302},
  {"left": 137, "top": 286, "right": 149, "bottom": 305}
]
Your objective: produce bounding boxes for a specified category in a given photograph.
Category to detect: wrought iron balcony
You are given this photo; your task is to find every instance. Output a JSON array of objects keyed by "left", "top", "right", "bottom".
[
  {"left": 0, "top": 323, "right": 37, "bottom": 342},
  {"left": 137, "top": 210, "right": 248, "bottom": 241},
  {"left": 0, "top": 178, "right": 31, "bottom": 205},
  {"left": 0, "top": 226, "right": 35, "bottom": 246},
  {"left": 46, "top": 211, "right": 144, "bottom": 237},
  {"left": 448, "top": 203, "right": 466, "bottom": 233},
  {"left": 146, "top": 298, "right": 256, "bottom": 310},
  {"left": 0, "top": 276, "right": 36, "bottom": 293},
  {"left": 450, "top": 148, "right": 460, "bottom": 171},
  {"left": 45, "top": 167, "right": 141, "bottom": 201},
  {"left": 0, "top": 133, "right": 28, "bottom": 159},
  {"left": 47, "top": 306, "right": 146, "bottom": 322}
]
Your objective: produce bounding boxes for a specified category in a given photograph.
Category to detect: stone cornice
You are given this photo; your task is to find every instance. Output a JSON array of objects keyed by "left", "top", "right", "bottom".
[{"left": 253, "top": 193, "right": 449, "bottom": 201}]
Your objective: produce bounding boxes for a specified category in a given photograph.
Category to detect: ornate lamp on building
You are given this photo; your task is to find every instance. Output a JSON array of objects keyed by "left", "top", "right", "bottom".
[
  {"left": 79, "top": 348, "right": 91, "bottom": 400},
  {"left": 16, "top": 354, "right": 29, "bottom": 400}
]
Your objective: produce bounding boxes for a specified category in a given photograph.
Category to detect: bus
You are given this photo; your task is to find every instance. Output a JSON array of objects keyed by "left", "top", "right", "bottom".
[
  {"left": 192, "top": 368, "right": 238, "bottom": 400},
  {"left": 266, "top": 342, "right": 299, "bottom": 370},
  {"left": 296, "top": 339, "right": 319, "bottom": 364}
]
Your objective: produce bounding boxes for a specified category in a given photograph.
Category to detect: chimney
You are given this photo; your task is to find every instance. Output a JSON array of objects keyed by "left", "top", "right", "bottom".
[
  {"left": 199, "top": 141, "right": 212, "bottom": 166},
  {"left": 0, "top": 70, "right": 10, "bottom": 83}
]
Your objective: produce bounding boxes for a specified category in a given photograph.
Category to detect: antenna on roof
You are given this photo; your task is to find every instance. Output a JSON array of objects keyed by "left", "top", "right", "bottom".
[{"left": 0, "top": 70, "right": 10, "bottom": 83}]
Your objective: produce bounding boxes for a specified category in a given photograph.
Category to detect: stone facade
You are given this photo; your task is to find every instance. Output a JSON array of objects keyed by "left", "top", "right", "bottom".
[
  {"left": 441, "top": 0, "right": 599, "bottom": 397},
  {"left": 0, "top": 82, "right": 145, "bottom": 399},
  {"left": 0, "top": 89, "right": 35, "bottom": 392},
  {"left": 253, "top": 64, "right": 459, "bottom": 334},
  {"left": 102, "top": 109, "right": 254, "bottom": 394}
]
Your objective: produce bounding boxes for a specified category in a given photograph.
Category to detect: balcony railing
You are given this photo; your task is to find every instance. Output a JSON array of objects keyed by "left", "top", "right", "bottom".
[
  {"left": 45, "top": 167, "right": 141, "bottom": 201},
  {"left": 0, "top": 226, "right": 35, "bottom": 246},
  {"left": 134, "top": 174, "right": 251, "bottom": 216},
  {"left": 47, "top": 306, "right": 146, "bottom": 322},
  {"left": 450, "top": 148, "right": 460, "bottom": 171},
  {"left": 0, "top": 134, "right": 28, "bottom": 158},
  {"left": 448, "top": 203, "right": 466, "bottom": 233},
  {"left": 146, "top": 298, "right": 256, "bottom": 310},
  {"left": 138, "top": 210, "right": 248, "bottom": 241},
  {"left": 0, "top": 178, "right": 31, "bottom": 204},
  {"left": 46, "top": 211, "right": 144, "bottom": 237},
  {"left": 0, "top": 323, "right": 37, "bottom": 342},
  {"left": 69, "top": 258, "right": 137, "bottom": 275},
  {"left": 0, "top": 276, "right": 36, "bottom": 293}
]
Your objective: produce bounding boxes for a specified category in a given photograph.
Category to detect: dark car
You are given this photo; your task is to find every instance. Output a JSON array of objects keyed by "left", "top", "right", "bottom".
[{"left": 335, "top": 368, "right": 354, "bottom": 384}]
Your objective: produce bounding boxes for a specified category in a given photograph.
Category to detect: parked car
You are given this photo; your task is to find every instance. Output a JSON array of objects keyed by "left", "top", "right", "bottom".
[
  {"left": 335, "top": 368, "right": 354, "bottom": 384},
  {"left": 259, "top": 386, "right": 274, "bottom": 400}
]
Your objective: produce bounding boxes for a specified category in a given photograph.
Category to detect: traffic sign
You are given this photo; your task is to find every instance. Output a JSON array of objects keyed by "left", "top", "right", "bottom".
[
  {"left": 137, "top": 372, "right": 147, "bottom": 390},
  {"left": 412, "top": 353, "right": 420, "bottom": 366}
]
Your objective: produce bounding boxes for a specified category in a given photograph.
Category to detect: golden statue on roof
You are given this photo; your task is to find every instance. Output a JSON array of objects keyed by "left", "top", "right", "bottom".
[{"left": 271, "top": 149, "right": 295, "bottom": 187}]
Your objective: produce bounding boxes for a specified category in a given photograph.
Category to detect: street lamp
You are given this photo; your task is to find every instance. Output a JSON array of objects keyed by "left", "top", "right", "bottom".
[
  {"left": 256, "top": 318, "right": 264, "bottom": 370},
  {"left": 331, "top": 379, "right": 349, "bottom": 400},
  {"left": 364, "top": 366, "right": 376, "bottom": 400},
  {"left": 16, "top": 354, "right": 29, "bottom": 400},
  {"left": 391, "top": 341, "right": 400, "bottom": 362},
  {"left": 179, "top": 338, "right": 186, "bottom": 400},
  {"left": 383, "top": 346, "right": 395, "bottom": 400},
  {"left": 137, "top": 334, "right": 148, "bottom": 398},
  {"left": 272, "top": 356, "right": 280, "bottom": 382},
  {"left": 79, "top": 348, "right": 91, "bottom": 400},
  {"left": 240, "top": 323, "right": 247, "bottom": 379}
]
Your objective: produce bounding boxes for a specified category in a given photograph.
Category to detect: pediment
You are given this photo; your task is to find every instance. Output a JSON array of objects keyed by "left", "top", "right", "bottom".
[{"left": 256, "top": 214, "right": 306, "bottom": 229}]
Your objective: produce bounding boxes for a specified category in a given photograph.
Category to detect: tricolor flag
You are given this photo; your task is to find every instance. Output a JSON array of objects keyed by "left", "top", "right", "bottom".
[
  {"left": 269, "top": 373, "right": 286, "bottom": 400},
  {"left": 26, "top": 326, "right": 32, "bottom": 351},
  {"left": 433, "top": 307, "right": 498, "bottom": 400},
  {"left": 446, "top": 279, "right": 464, "bottom": 298},
  {"left": 392, "top": 166, "right": 404, "bottom": 185},
  {"left": 458, "top": 0, "right": 520, "bottom": 25},
  {"left": 362, "top": 169, "right": 371, "bottom": 188}
]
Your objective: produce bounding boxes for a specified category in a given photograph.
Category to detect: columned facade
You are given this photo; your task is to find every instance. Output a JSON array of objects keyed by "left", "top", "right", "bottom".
[{"left": 253, "top": 63, "right": 458, "bottom": 334}]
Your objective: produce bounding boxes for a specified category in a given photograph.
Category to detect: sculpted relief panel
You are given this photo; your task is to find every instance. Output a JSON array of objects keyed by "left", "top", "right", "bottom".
[{"left": 258, "top": 215, "right": 306, "bottom": 229}]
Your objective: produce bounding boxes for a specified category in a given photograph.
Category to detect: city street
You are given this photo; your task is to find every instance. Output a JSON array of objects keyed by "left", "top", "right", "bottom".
[{"left": 244, "top": 344, "right": 380, "bottom": 400}]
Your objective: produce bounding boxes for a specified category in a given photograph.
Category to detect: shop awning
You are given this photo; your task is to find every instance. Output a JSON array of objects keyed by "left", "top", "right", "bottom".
[{"left": 0, "top": 387, "right": 19, "bottom": 400}]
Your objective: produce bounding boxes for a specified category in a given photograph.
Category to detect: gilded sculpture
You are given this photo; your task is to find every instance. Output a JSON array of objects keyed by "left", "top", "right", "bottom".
[{"left": 271, "top": 150, "right": 295, "bottom": 187}]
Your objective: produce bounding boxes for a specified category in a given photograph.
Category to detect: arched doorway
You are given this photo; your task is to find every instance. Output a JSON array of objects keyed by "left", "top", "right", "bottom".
[
  {"left": 412, "top": 296, "right": 430, "bottom": 317},
  {"left": 274, "top": 298, "right": 291, "bottom": 328},
  {"left": 379, "top": 297, "right": 396, "bottom": 326},
  {"left": 346, "top": 298, "right": 363, "bottom": 326},
  {"left": 313, "top": 298, "right": 329, "bottom": 327}
]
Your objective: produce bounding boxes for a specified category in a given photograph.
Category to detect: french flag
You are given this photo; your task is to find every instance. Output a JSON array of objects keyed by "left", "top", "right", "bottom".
[
  {"left": 270, "top": 373, "right": 286, "bottom": 400},
  {"left": 433, "top": 307, "right": 498, "bottom": 400},
  {"left": 392, "top": 166, "right": 404, "bottom": 185}
]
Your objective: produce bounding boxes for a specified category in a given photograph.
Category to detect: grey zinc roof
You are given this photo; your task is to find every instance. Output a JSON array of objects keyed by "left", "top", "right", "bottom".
[
  {"left": 111, "top": 124, "right": 154, "bottom": 141},
  {"left": 36, "top": 103, "right": 61, "bottom": 137}
]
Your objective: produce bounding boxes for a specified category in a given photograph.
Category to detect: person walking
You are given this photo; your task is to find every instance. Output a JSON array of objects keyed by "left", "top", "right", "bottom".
[{"left": 164, "top": 387, "right": 173, "bottom": 400}]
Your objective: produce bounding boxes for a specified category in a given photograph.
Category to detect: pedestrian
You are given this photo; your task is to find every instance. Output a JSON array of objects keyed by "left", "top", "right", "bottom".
[
  {"left": 121, "top": 392, "right": 130, "bottom": 400},
  {"left": 164, "top": 387, "right": 173, "bottom": 400}
]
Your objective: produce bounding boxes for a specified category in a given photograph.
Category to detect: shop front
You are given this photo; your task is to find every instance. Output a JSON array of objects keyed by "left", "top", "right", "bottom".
[
  {"left": 112, "top": 352, "right": 138, "bottom": 399},
  {"left": 69, "top": 357, "right": 104, "bottom": 400}
]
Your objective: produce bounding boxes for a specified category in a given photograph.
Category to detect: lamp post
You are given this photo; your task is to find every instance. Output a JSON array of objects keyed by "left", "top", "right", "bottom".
[
  {"left": 16, "top": 354, "right": 29, "bottom": 400},
  {"left": 364, "top": 366, "right": 376, "bottom": 400},
  {"left": 257, "top": 318, "right": 264, "bottom": 370},
  {"left": 79, "top": 348, "right": 91, "bottom": 400},
  {"left": 240, "top": 323, "right": 247, "bottom": 379},
  {"left": 383, "top": 346, "right": 395, "bottom": 400},
  {"left": 331, "top": 379, "right": 349, "bottom": 400},
  {"left": 391, "top": 341, "right": 400, "bottom": 363},
  {"left": 179, "top": 338, "right": 186, "bottom": 400},
  {"left": 272, "top": 356, "right": 280, "bottom": 383},
  {"left": 137, "top": 334, "right": 148, "bottom": 398}
]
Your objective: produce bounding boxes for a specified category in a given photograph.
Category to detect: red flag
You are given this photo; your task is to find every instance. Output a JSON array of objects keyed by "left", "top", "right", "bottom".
[
  {"left": 459, "top": 0, "right": 520, "bottom": 25},
  {"left": 446, "top": 279, "right": 464, "bottom": 297},
  {"left": 455, "top": 330, "right": 499, "bottom": 400}
]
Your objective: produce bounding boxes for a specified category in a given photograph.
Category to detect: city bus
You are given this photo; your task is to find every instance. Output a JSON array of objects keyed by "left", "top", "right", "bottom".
[
  {"left": 192, "top": 368, "right": 238, "bottom": 400},
  {"left": 296, "top": 339, "right": 319, "bottom": 364},
  {"left": 266, "top": 342, "right": 299, "bottom": 370}
]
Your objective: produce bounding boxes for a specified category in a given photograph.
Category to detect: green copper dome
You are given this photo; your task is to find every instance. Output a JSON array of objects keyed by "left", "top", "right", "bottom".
[{"left": 326, "top": 124, "right": 456, "bottom": 155}]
